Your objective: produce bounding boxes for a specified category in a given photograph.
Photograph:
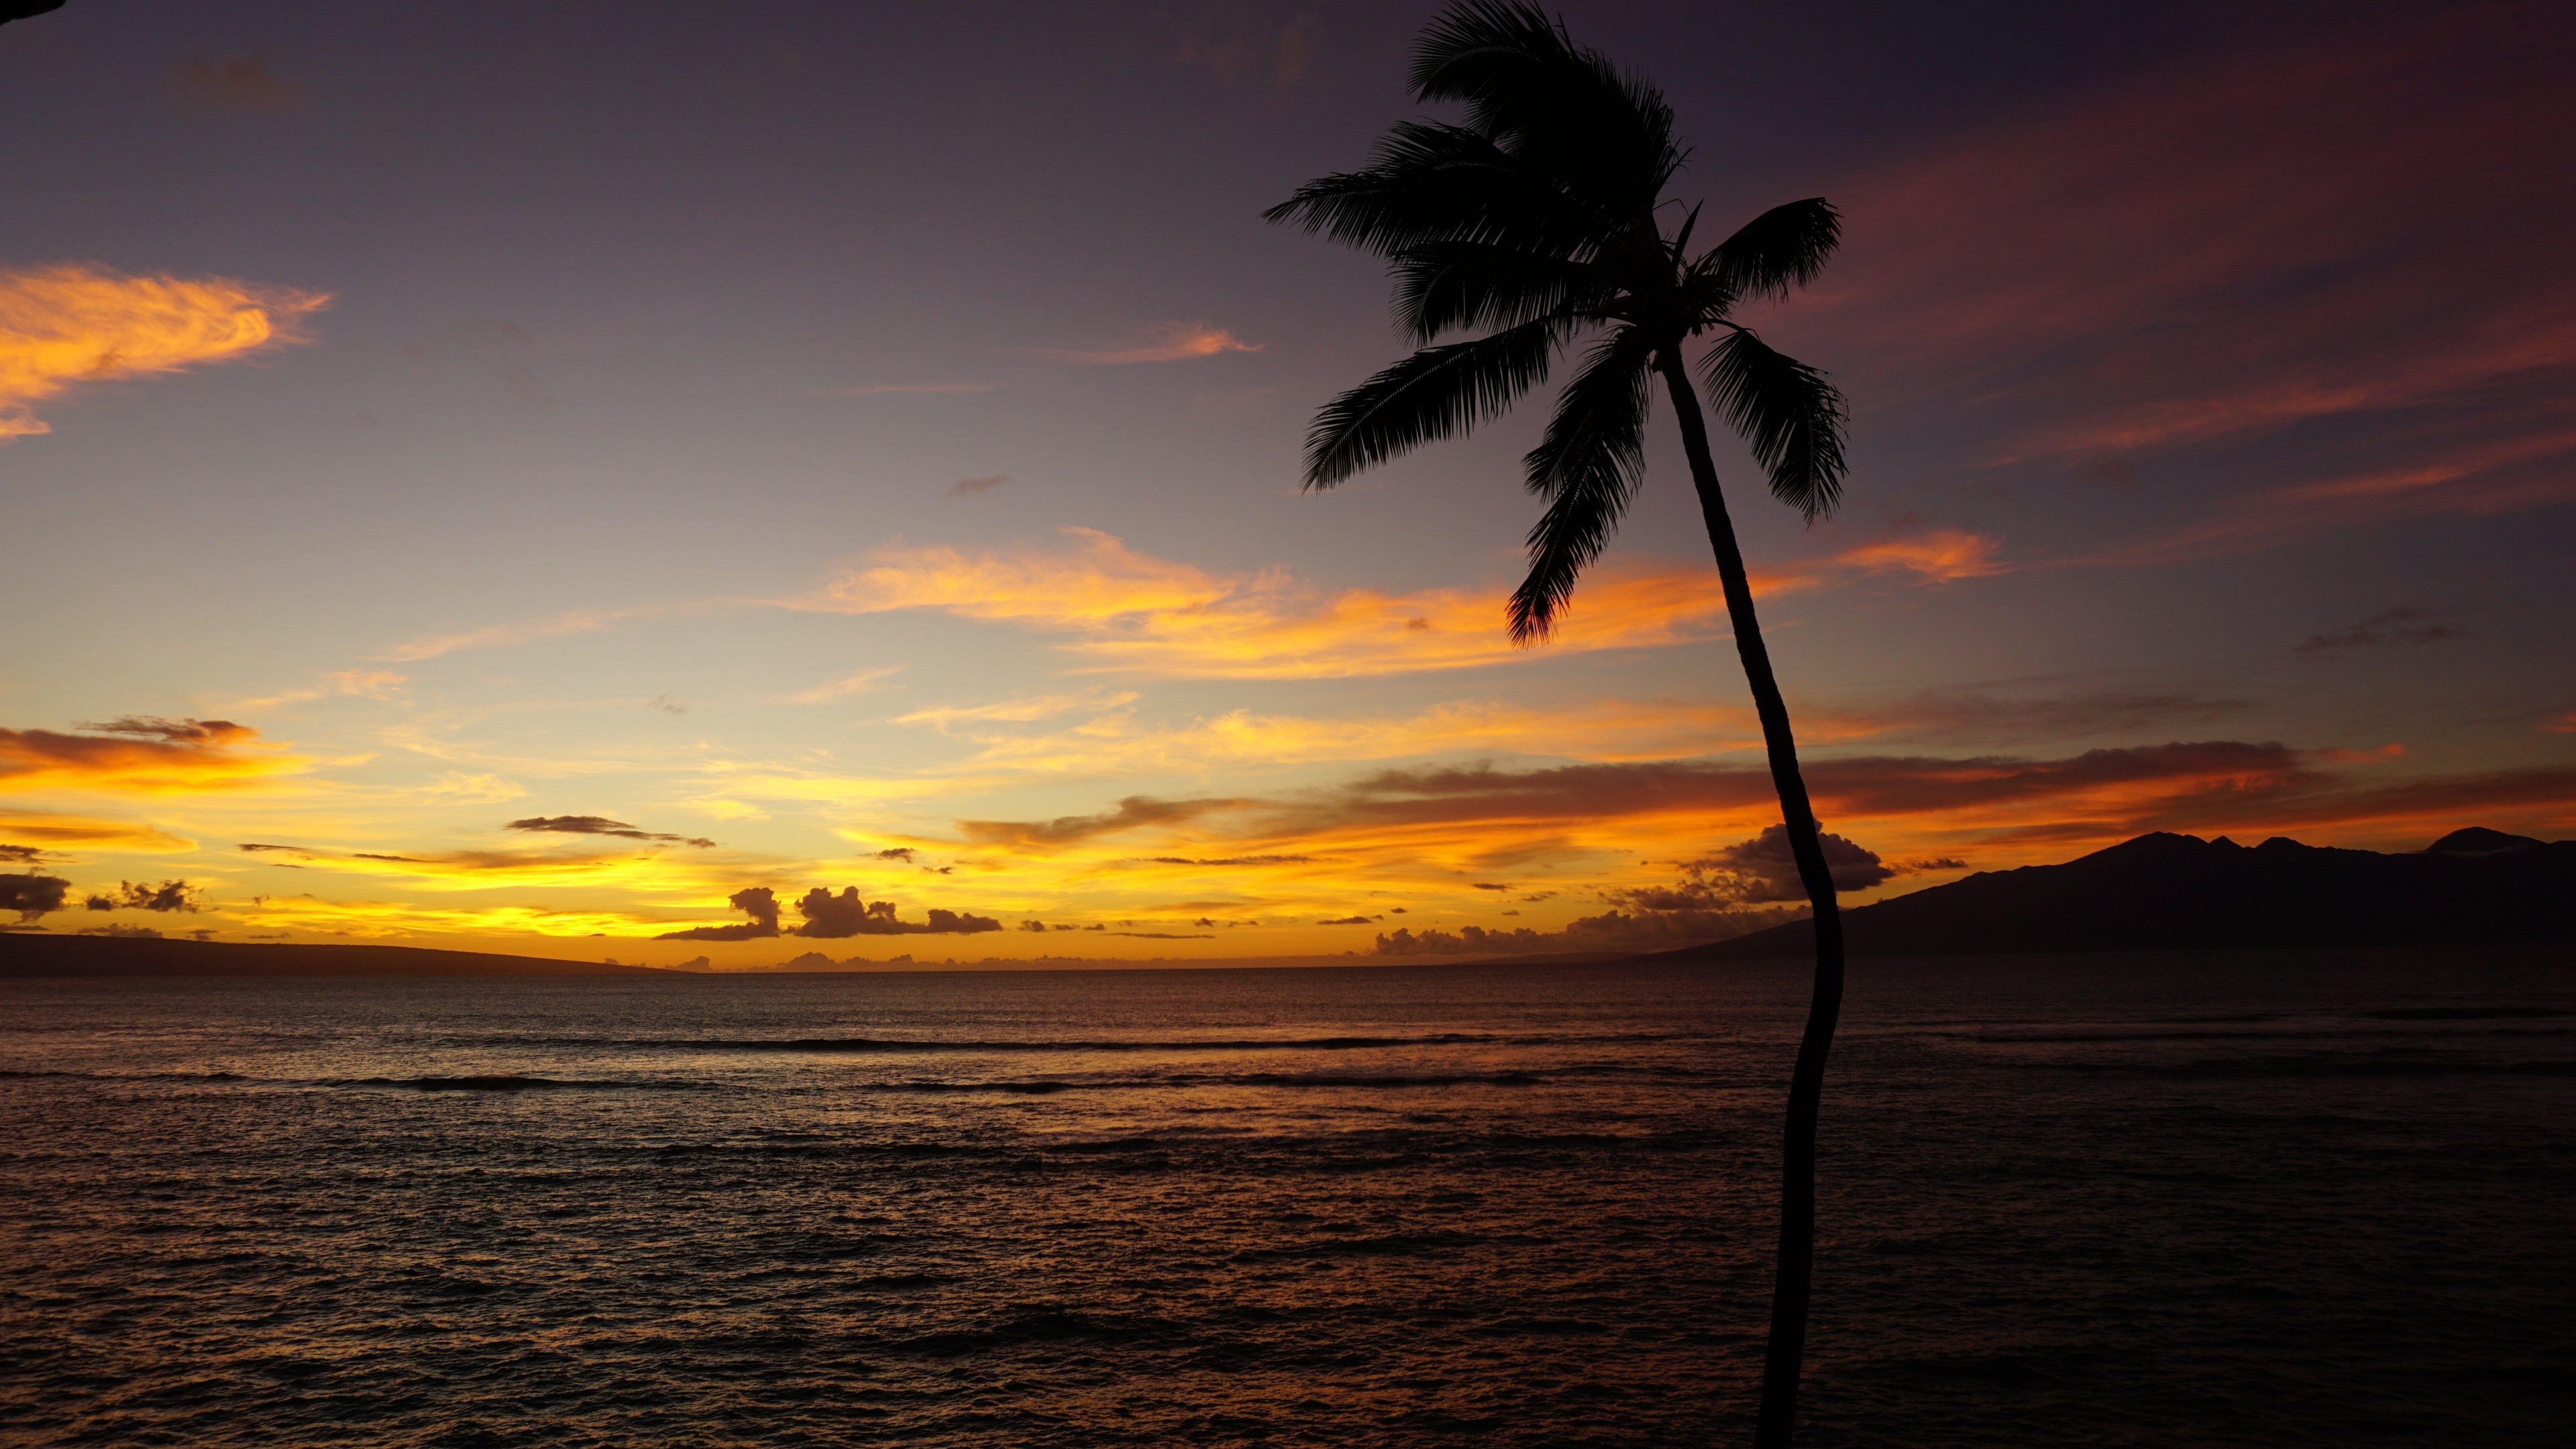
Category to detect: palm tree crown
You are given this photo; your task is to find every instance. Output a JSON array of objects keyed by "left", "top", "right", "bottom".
[{"left": 1263, "top": 0, "right": 1847, "bottom": 641}]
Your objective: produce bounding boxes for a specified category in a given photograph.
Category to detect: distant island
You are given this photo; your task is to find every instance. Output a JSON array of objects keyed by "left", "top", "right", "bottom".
[
  {"left": 1660, "top": 827, "right": 2576, "bottom": 960},
  {"left": 4, "top": 828, "right": 2569, "bottom": 977}
]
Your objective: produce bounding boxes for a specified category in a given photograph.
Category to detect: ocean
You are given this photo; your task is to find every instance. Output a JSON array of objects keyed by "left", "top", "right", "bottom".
[{"left": 3, "top": 951, "right": 2570, "bottom": 1446}]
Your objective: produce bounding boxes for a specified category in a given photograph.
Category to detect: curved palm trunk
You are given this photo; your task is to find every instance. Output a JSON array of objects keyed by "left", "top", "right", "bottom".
[{"left": 1655, "top": 352, "right": 1847, "bottom": 1448}]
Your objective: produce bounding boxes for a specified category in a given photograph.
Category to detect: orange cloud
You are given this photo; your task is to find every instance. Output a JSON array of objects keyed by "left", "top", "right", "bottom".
[
  {"left": 0, "top": 808, "right": 195, "bottom": 855},
  {"left": 0, "top": 717, "right": 304, "bottom": 794},
  {"left": 1046, "top": 323, "right": 1261, "bottom": 365},
  {"left": 801, "top": 527, "right": 2002, "bottom": 679},
  {"left": 1784, "top": 527, "right": 2005, "bottom": 588},
  {"left": 0, "top": 264, "right": 329, "bottom": 439}
]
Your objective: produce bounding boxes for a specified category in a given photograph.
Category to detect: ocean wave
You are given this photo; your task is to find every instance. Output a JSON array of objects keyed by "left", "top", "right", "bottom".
[
  {"left": 857, "top": 1069, "right": 1554, "bottom": 1094},
  {"left": 2365, "top": 1006, "right": 2573, "bottom": 1020},
  {"left": 455, "top": 1030, "right": 1682, "bottom": 1055},
  {"left": 2045, "top": 1057, "right": 2576, "bottom": 1077},
  {"left": 337, "top": 1074, "right": 712, "bottom": 1092}
]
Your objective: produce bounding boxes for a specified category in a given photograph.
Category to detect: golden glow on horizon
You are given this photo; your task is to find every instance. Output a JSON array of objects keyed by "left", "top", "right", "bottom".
[{"left": 0, "top": 264, "right": 328, "bottom": 439}]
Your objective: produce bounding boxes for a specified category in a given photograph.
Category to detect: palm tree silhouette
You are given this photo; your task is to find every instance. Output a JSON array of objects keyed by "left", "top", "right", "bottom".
[{"left": 1265, "top": 3, "right": 1850, "bottom": 1442}]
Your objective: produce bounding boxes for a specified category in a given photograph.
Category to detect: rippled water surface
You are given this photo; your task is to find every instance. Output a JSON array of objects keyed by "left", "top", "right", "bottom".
[{"left": 4, "top": 952, "right": 2572, "bottom": 1446}]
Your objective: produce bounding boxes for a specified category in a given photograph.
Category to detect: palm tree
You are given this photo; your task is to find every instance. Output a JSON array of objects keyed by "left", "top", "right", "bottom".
[{"left": 1265, "top": 3, "right": 1850, "bottom": 1442}]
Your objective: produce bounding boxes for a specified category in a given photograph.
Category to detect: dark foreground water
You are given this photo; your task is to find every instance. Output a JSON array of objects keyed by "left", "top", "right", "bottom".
[{"left": 3, "top": 951, "right": 2571, "bottom": 1448}]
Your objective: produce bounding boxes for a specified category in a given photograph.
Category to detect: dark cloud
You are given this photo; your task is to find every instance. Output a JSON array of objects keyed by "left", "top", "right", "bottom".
[
  {"left": 85, "top": 879, "right": 202, "bottom": 914},
  {"left": 80, "top": 717, "right": 252, "bottom": 745},
  {"left": 1102, "top": 931, "right": 1216, "bottom": 939},
  {"left": 2294, "top": 606, "right": 2467, "bottom": 655},
  {"left": 646, "top": 695, "right": 686, "bottom": 714},
  {"left": 947, "top": 474, "right": 1012, "bottom": 496},
  {"left": 1317, "top": 914, "right": 1377, "bottom": 926},
  {"left": 506, "top": 815, "right": 715, "bottom": 848},
  {"left": 76, "top": 924, "right": 163, "bottom": 939},
  {"left": 1673, "top": 825, "right": 1895, "bottom": 904},
  {"left": 1470, "top": 882, "right": 1511, "bottom": 891},
  {"left": 792, "top": 888, "right": 1002, "bottom": 937},
  {"left": 1140, "top": 855, "right": 1314, "bottom": 866},
  {"left": 1373, "top": 904, "right": 1803, "bottom": 958},
  {"left": 875, "top": 847, "right": 917, "bottom": 861},
  {"left": 238, "top": 843, "right": 309, "bottom": 853},
  {"left": 657, "top": 886, "right": 782, "bottom": 941},
  {"left": 0, "top": 844, "right": 47, "bottom": 863},
  {"left": 1, "top": 872, "right": 70, "bottom": 922},
  {"left": 1019, "top": 919, "right": 1048, "bottom": 932},
  {"left": 174, "top": 56, "right": 302, "bottom": 112},
  {"left": 958, "top": 795, "right": 1234, "bottom": 849},
  {"left": 1283, "top": 745, "right": 2315, "bottom": 835}
]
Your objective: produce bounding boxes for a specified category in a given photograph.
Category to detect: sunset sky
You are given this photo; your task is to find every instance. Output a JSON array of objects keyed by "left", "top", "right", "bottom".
[{"left": 3, "top": 0, "right": 2571, "bottom": 966}]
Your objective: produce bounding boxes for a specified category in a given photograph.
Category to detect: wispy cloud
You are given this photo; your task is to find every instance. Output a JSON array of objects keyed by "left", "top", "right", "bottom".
[
  {"left": 376, "top": 601, "right": 727, "bottom": 663},
  {"left": 0, "top": 264, "right": 329, "bottom": 440},
  {"left": 1767, "top": 1, "right": 2576, "bottom": 566},
  {"left": 798, "top": 526, "right": 2003, "bottom": 680},
  {"left": 2293, "top": 606, "right": 2465, "bottom": 656},
  {"left": 947, "top": 474, "right": 1011, "bottom": 496},
  {"left": 1042, "top": 323, "right": 1261, "bottom": 366},
  {"left": 220, "top": 669, "right": 409, "bottom": 711},
  {"left": 2082, "top": 427, "right": 2576, "bottom": 566},
  {"left": 791, "top": 664, "right": 906, "bottom": 704}
]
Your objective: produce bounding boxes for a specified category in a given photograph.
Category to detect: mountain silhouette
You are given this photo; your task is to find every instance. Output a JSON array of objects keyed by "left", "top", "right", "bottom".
[
  {"left": 0, "top": 934, "right": 667, "bottom": 977},
  {"left": 1659, "top": 828, "right": 2576, "bottom": 959}
]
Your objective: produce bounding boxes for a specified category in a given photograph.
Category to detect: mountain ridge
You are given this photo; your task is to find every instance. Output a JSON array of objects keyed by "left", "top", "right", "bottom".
[{"left": 1647, "top": 826, "right": 2576, "bottom": 961}]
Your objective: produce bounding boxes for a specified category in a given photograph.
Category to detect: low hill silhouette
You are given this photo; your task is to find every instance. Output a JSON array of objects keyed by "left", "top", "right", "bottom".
[
  {"left": 1654, "top": 828, "right": 2576, "bottom": 960},
  {"left": 0, "top": 934, "right": 667, "bottom": 978}
]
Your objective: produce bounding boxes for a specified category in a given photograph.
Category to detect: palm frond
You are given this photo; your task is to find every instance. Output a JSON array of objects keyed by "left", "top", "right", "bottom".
[
  {"left": 1509, "top": 326, "right": 1655, "bottom": 641},
  {"left": 1697, "top": 328, "right": 1848, "bottom": 521},
  {"left": 1409, "top": 1, "right": 1681, "bottom": 218},
  {"left": 1699, "top": 198, "right": 1840, "bottom": 305},
  {"left": 1303, "top": 315, "right": 1569, "bottom": 488},
  {"left": 1263, "top": 121, "right": 1605, "bottom": 260},
  {"left": 1391, "top": 240, "right": 1609, "bottom": 343}
]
